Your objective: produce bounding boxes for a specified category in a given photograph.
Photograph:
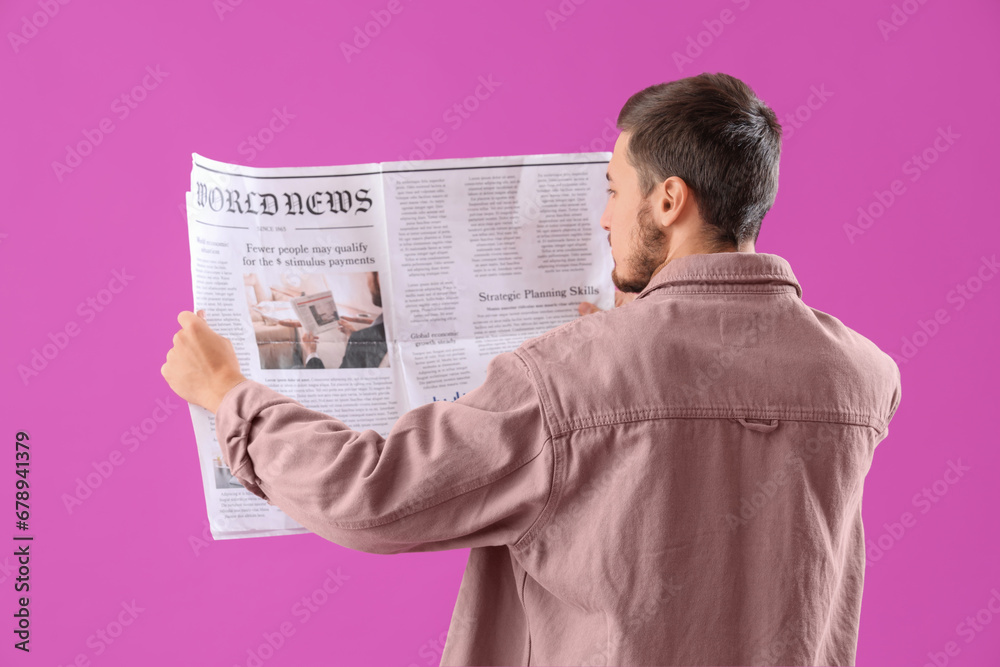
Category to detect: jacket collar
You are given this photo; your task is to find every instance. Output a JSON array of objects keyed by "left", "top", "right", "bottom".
[{"left": 634, "top": 252, "right": 803, "bottom": 300}]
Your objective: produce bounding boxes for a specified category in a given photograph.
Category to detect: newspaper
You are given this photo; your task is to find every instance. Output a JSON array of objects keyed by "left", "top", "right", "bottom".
[{"left": 184, "top": 150, "right": 614, "bottom": 539}]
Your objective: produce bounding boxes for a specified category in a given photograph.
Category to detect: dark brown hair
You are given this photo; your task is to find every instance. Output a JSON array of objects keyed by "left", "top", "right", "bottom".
[{"left": 617, "top": 72, "right": 782, "bottom": 249}]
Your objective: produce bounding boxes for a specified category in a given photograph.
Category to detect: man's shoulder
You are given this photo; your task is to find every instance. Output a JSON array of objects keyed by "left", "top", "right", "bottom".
[
  {"left": 348, "top": 320, "right": 386, "bottom": 344},
  {"left": 513, "top": 299, "right": 658, "bottom": 386},
  {"left": 801, "top": 303, "right": 902, "bottom": 408},
  {"left": 510, "top": 294, "right": 901, "bottom": 431},
  {"left": 520, "top": 301, "right": 635, "bottom": 354},
  {"left": 803, "top": 304, "right": 900, "bottom": 377}
]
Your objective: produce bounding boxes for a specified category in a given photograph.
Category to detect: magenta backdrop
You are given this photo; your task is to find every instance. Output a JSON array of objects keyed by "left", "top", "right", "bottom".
[{"left": 2, "top": 0, "right": 998, "bottom": 665}]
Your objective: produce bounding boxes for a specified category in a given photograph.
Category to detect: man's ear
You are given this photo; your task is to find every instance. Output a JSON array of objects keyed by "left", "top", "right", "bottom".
[
  {"left": 651, "top": 177, "right": 679, "bottom": 231},
  {"left": 655, "top": 176, "right": 695, "bottom": 232}
]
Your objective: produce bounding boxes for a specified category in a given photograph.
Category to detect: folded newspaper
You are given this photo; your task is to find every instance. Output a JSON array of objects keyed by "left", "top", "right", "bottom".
[{"left": 185, "top": 151, "right": 614, "bottom": 539}]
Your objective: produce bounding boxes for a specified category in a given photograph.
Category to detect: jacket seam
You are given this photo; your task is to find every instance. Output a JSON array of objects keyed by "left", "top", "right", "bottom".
[
  {"left": 510, "top": 435, "right": 556, "bottom": 548},
  {"left": 642, "top": 287, "right": 796, "bottom": 297},
  {"left": 659, "top": 270, "right": 793, "bottom": 280},
  {"left": 604, "top": 610, "right": 611, "bottom": 666},
  {"left": 512, "top": 348, "right": 566, "bottom": 552},
  {"left": 511, "top": 433, "right": 564, "bottom": 552},
  {"left": 520, "top": 570, "right": 532, "bottom": 666},
  {"left": 554, "top": 413, "right": 886, "bottom": 435},
  {"left": 513, "top": 349, "right": 556, "bottom": 446},
  {"left": 507, "top": 350, "right": 559, "bottom": 548},
  {"left": 549, "top": 409, "right": 887, "bottom": 436}
]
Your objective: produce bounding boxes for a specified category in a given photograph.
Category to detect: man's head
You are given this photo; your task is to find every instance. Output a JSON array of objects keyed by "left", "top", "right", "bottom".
[
  {"left": 600, "top": 72, "right": 782, "bottom": 293},
  {"left": 367, "top": 271, "right": 382, "bottom": 308}
]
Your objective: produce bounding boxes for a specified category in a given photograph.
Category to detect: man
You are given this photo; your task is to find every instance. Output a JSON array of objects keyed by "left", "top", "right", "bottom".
[
  {"left": 292, "top": 272, "right": 387, "bottom": 369},
  {"left": 163, "top": 72, "right": 901, "bottom": 666},
  {"left": 337, "top": 271, "right": 387, "bottom": 369}
]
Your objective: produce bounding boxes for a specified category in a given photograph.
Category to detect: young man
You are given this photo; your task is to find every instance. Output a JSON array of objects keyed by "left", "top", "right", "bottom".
[{"left": 163, "top": 72, "right": 901, "bottom": 666}]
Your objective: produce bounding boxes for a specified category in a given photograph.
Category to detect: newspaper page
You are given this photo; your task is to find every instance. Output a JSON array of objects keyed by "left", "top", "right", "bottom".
[
  {"left": 184, "top": 151, "right": 612, "bottom": 540},
  {"left": 185, "top": 154, "right": 399, "bottom": 540},
  {"left": 381, "top": 153, "right": 614, "bottom": 406}
]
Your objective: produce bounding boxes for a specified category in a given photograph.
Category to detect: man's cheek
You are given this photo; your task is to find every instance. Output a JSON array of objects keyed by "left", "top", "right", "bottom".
[{"left": 611, "top": 227, "right": 625, "bottom": 258}]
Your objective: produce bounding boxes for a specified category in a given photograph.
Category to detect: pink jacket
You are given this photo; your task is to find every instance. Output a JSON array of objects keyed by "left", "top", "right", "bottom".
[{"left": 216, "top": 251, "right": 901, "bottom": 666}]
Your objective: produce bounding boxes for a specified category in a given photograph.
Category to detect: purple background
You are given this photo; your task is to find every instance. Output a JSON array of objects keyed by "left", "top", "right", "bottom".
[{"left": 3, "top": 0, "right": 998, "bottom": 665}]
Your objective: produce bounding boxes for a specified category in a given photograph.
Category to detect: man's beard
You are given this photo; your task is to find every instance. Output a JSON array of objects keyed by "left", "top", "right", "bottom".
[{"left": 611, "top": 199, "right": 667, "bottom": 293}]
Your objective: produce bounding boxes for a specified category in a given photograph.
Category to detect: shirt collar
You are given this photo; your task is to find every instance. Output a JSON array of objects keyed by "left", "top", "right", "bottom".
[{"left": 634, "top": 252, "right": 803, "bottom": 300}]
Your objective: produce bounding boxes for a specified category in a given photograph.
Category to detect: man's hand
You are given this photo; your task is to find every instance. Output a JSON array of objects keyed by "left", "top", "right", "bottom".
[
  {"left": 301, "top": 331, "right": 319, "bottom": 357},
  {"left": 161, "top": 310, "right": 247, "bottom": 414},
  {"left": 578, "top": 290, "right": 637, "bottom": 316}
]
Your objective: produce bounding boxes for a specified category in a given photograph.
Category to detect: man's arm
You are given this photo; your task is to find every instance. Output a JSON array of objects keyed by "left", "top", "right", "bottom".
[
  {"left": 162, "top": 310, "right": 554, "bottom": 554},
  {"left": 214, "top": 350, "right": 553, "bottom": 554}
]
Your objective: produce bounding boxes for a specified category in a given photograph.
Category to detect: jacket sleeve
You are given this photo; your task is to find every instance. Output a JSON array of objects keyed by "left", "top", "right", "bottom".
[{"left": 214, "top": 350, "right": 554, "bottom": 554}]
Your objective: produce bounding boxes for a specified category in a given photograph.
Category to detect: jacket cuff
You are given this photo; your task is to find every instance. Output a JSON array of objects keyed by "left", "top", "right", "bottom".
[{"left": 214, "top": 379, "right": 286, "bottom": 503}]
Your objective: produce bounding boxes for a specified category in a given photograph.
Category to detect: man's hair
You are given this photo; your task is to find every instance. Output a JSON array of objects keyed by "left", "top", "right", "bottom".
[{"left": 616, "top": 72, "right": 782, "bottom": 249}]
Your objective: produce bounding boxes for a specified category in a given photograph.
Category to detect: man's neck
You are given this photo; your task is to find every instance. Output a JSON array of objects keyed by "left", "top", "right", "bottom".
[{"left": 647, "top": 239, "right": 757, "bottom": 283}]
